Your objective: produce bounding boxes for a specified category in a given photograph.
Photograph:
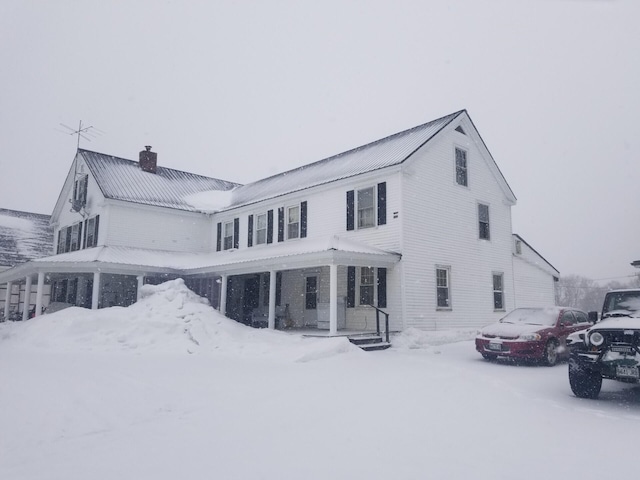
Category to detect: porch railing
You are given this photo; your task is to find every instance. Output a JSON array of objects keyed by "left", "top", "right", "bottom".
[{"left": 368, "top": 304, "right": 390, "bottom": 344}]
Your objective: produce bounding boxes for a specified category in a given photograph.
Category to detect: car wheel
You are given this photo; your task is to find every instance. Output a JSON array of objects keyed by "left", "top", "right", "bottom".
[
  {"left": 542, "top": 339, "right": 559, "bottom": 366},
  {"left": 569, "top": 359, "right": 602, "bottom": 399},
  {"left": 481, "top": 353, "right": 497, "bottom": 361}
]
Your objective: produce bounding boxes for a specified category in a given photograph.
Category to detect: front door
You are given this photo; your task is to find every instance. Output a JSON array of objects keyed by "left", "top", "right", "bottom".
[
  {"left": 303, "top": 276, "right": 318, "bottom": 327},
  {"left": 243, "top": 276, "right": 260, "bottom": 325}
]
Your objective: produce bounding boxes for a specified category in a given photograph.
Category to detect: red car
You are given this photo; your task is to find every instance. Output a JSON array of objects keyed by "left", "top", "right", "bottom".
[{"left": 475, "top": 307, "right": 592, "bottom": 366}]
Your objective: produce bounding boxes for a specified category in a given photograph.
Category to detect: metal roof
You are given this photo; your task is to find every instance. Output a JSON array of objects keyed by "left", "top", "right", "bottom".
[
  {"left": 79, "top": 150, "right": 239, "bottom": 212},
  {"left": 0, "top": 209, "right": 53, "bottom": 268},
  {"left": 226, "top": 110, "right": 463, "bottom": 209}
]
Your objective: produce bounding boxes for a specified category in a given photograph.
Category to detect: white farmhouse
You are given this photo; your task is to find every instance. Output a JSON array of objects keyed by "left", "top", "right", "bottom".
[{"left": 0, "top": 110, "right": 558, "bottom": 337}]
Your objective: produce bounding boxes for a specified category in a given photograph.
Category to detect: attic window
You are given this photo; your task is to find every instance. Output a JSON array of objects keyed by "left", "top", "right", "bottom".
[
  {"left": 455, "top": 125, "right": 466, "bottom": 135},
  {"left": 515, "top": 240, "right": 522, "bottom": 254},
  {"left": 72, "top": 175, "right": 88, "bottom": 211}
]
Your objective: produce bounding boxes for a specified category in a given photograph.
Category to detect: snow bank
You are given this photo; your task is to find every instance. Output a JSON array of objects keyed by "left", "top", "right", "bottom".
[
  {"left": 0, "top": 279, "right": 360, "bottom": 361},
  {"left": 391, "top": 327, "right": 478, "bottom": 349}
]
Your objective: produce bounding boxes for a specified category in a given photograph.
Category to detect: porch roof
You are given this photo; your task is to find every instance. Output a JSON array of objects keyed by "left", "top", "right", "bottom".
[{"left": 0, "top": 236, "right": 400, "bottom": 283}]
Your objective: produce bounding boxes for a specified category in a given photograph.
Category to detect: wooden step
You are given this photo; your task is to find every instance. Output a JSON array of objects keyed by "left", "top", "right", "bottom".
[
  {"left": 348, "top": 335, "right": 391, "bottom": 351},
  {"left": 358, "top": 342, "right": 392, "bottom": 352}
]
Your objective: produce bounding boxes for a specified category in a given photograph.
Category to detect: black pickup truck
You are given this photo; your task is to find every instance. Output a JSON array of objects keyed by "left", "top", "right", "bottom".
[{"left": 567, "top": 289, "right": 640, "bottom": 399}]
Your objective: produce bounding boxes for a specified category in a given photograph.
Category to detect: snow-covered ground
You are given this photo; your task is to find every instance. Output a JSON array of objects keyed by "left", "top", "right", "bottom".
[{"left": 1, "top": 280, "right": 638, "bottom": 479}]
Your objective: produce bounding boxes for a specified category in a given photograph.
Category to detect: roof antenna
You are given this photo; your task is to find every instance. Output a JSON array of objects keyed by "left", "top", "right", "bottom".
[{"left": 58, "top": 120, "right": 104, "bottom": 151}]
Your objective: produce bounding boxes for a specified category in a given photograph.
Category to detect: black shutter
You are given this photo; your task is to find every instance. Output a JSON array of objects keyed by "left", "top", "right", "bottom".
[
  {"left": 73, "top": 180, "right": 78, "bottom": 201},
  {"left": 377, "top": 182, "right": 386, "bottom": 226},
  {"left": 377, "top": 268, "right": 387, "bottom": 308},
  {"left": 233, "top": 218, "right": 239, "bottom": 249},
  {"left": 247, "top": 215, "right": 254, "bottom": 248},
  {"left": 277, "top": 207, "right": 284, "bottom": 242},
  {"left": 276, "top": 272, "right": 282, "bottom": 306},
  {"left": 216, "top": 222, "right": 222, "bottom": 251},
  {"left": 56, "top": 230, "right": 62, "bottom": 254},
  {"left": 347, "top": 266, "right": 356, "bottom": 308},
  {"left": 267, "top": 210, "right": 274, "bottom": 244},
  {"left": 64, "top": 226, "right": 72, "bottom": 253},
  {"left": 94, "top": 215, "right": 100, "bottom": 246},
  {"left": 300, "top": 201, "right": 307, "bottom": 238},
  {"left": 82, "top": 220, "right": 88, "bottom": 249},
  {"left": 346, "top": 190, "right": 355, "bottom": 231}
]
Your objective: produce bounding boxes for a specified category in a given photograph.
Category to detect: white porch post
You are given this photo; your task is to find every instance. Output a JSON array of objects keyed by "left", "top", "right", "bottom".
[
  {"left": 3, "top": 281, "right": 12, "bottom": 319},
  {"left": 136, "top": 275, "right": 144, "bottom": 301},
  {"left": 22, "top": 275, "right": 33, "bottom": 321},
  {"left": 268, "top": 270, "right": 277, "bottom": 330},
  {"left": 91, "top": 272, "right": 101, "bottom": 310},
  {"left": 34, "top": 272, "right": 45, "bottom": 317},
  {"left": 329, "top": 264, "right": 338, "bottom": 335},
  {"left": 220, "top": 275, "right": 228, "bottom": 316}
]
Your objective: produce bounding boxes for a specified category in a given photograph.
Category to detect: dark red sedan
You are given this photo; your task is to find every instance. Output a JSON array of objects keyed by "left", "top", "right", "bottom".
[{"left": 475, "top": 307, "right": 592, "bottom": 366}]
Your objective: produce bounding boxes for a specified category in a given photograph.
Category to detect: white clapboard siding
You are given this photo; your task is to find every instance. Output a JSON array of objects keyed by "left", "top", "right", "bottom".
[
  {"left": 105, "top": 203, "right": 212, "bottom": 253},
  {"left": 512, "top": 236, "right": 558, "bottom": 307},
  {"left": 400, "top": 122, "right": 515, "bottom": 330}
]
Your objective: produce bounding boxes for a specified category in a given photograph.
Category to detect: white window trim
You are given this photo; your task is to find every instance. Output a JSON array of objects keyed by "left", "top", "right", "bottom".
[
  {"left": 223, "top": 220, "right": 234, "bottom": 250},
  {"left": 356, "top": 185, "right": 377, "bottom": 230},
  {"left": 358, "top": 266, "right": 375, "bottom": 306},
  {"left": 492, "top": 272, "right": 505, "bottom": 311},
  {"left": 454, "top": 146, "right": 468, "bottom": 187},
  {"left": 436, "top": 266, "right": 452, "bottom": 310},
  {"left": 255, "top": 212, "right": 268, "bottom": 245},
  {"left": 478, "top": 203, "right": 490, "bottom": 241},
  {"left": 286, "top": 205, "right": 300, "bottom": 240}
]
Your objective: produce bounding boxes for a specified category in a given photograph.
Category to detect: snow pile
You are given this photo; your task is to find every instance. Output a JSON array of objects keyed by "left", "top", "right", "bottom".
[
  {"left": 0, "top": 279, "right": 359, "bottom": 361},
  {"left": 183, "top": 188, "right": 235, "bottom": 213},
  {"left": 391, "top": 327, "right": 478, "bottom": 349}
]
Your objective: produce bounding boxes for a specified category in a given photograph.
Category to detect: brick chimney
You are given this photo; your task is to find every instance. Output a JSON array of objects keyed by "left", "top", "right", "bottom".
[{"left": 139, "top": 146, "right": 157, "bottom": 174}]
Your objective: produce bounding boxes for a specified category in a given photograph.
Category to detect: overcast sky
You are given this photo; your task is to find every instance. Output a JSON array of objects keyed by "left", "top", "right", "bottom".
[{"left": 1, "top": 0, "right": 638, "bottom": 281}]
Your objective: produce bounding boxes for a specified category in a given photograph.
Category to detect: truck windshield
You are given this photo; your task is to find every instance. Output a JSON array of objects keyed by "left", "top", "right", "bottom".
[{"left": 603, "top": 291, "right": 640, "bottom": 317}]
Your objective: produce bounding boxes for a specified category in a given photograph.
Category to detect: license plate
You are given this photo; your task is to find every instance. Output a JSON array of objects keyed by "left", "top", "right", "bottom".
[
  {"left": 488, "top": 341, "right": 502, "bottom": 352},
  {"left": 616, "top": 365, "right": 639, "bottom": 379}
]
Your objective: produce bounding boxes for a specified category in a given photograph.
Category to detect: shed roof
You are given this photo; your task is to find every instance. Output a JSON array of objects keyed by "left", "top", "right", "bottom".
[
  {"left": 79, "top": 149, "right": 239, "bottom": 212},
  {"left": 0, "top": 208, "right": 53, "bottom": 268}
]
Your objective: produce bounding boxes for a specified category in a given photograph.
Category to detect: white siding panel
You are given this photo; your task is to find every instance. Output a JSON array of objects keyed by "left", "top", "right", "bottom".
[
  {"left": 401, "top": 126, "right": 515, "bottom": 330},
  {"left": 106, "top": 204, "right": 211, "bottom": 253},
  {"left": 513, "top": 256, "right": 558, "bottom": 307}
]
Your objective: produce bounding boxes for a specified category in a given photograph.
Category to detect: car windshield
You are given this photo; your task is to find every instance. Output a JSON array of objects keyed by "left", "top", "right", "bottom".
[
  {"left": 499, "top": 308, "right": 558, "bottom": 326},
  {"left": 602, "top": 292, "right": 640, "bottom": 318}
]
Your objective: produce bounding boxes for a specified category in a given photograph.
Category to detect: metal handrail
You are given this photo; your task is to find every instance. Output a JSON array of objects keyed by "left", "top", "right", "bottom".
[{"left": 368, "top": 304, "right": 390, "bottom": 344}]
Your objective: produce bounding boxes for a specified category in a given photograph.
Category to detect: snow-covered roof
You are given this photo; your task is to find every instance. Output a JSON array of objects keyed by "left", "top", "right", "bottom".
[
  {"left": 79, "top": 149, "right": 239, "bottom": 212},
  {"left": 225, "top": 110, "right": 464, "bottom": 209},
  {"left": 25, "top": 236, "right": 399, "bottom": 273},
  {"left": 0, "top": 208, "right": 54, "bottom": 268},
  {"left": 513, "top": 233, "right": 559, "bottom": 276}
]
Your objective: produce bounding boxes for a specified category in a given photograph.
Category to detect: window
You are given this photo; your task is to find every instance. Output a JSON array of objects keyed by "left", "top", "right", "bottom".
[
  {"left": 85, "top": 216, "right": 99, "bottom": 248},
  {"left": 72, "top": 175, "right": 88, "bottom": 211},
  {"left": 515, "top": 239, "right": 522, "bottom": 254},
  {"left": 357, "top": 187, "right": 375, "bottom": 229},
  {"left": 287, "top": 206, "right": 300, "bottom": 239},
  {"left": 436, "top": 267, "right": 450, "bottom": 309},
  {"left": 493, "top": 273, "right": 504, "bottom": 310},
  {"left": 256, "top": 213, "right": 267, "bottom": 245},
  {"left": 223, "top": 221, "right": 234, "bottom": 250},
  {"left": 478, "top": 203, "right": 490, "bottom": 240},
  {"left": 70, "top": 223, "right": 81, "bottom": 252},
  {"left": 455, "top": 148, "right": 467, "bottom": 186},
  {"left": 347, "top": 183, "right": 386, "bottom": 231},
  {"left": 305, "top": 277, "right": 317, "bottom": 310},
  {"left": 57, "top": 228, "right": 67, "bottom": 254},
  {"left": 359, "top": 267, "right": 374, "bottom": 305}
]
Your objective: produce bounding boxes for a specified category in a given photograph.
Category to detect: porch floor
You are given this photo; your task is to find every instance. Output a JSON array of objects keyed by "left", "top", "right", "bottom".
[{"left": 291, "top": 329, "right": 380, "bottom": 338}]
